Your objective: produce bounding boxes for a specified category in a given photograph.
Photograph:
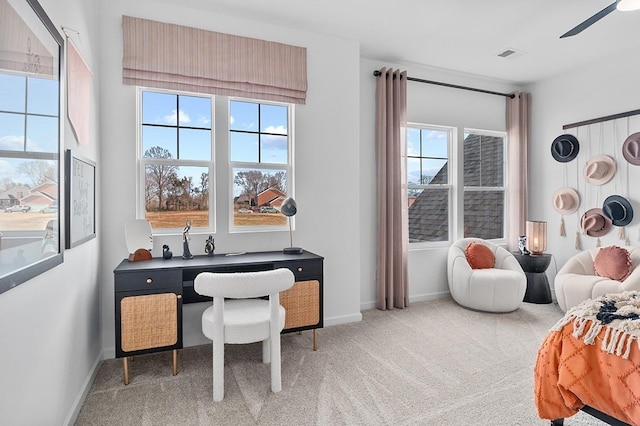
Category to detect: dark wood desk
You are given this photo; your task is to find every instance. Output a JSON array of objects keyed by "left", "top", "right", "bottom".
[{"left": 113, "top": 250, "right": 323, "bottom": 384}]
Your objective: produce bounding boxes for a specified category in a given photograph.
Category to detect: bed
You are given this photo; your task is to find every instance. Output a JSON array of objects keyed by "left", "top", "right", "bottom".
[{"left": 534, "top": 291, "right": 640, "bottom": 426}]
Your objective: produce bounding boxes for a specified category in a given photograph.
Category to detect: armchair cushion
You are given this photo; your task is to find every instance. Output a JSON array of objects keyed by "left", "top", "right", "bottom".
[
  {"left": 464, "top": 241, "right": 496, "bottom": 269},
  {"left": 594, "top": 245, "right": 632, "bottom": 281}
]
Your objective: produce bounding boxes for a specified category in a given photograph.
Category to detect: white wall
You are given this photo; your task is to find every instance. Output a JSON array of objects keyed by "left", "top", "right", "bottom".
[
  {"left": 99, "top": 0, "right": 363, "bottom": 357},
  {"left": 528, "top": 47, "right": 640, "bottom": 286},
  {"left": 359, "top": 58, "right": 520, "bottom": 308},
  {"left": 0, "top": 0, "right": 102, "bottom": 424}
]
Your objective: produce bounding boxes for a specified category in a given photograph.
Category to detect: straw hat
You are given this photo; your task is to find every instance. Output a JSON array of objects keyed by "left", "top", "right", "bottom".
[
  {"left": 622, "top": 132, "right": 640, "bottom": 165},
  {"left": 551, "top": 134, "right": 579, "bottom": 163},
  {"left": 552, "top": 187, "right": 580, "bottom": 214},
  {"left": 602, "top": 195, "right": 634, "bottom": 227},
  {"left": 580, "top": 208, "right": 612, "bottom": 237},
  {"left": 583, "top": 155, "right": 616, "bottom": 185}
]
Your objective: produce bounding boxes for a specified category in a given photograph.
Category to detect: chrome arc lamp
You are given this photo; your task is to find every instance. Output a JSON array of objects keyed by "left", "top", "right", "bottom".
[{"left": 281, "top": 197, "right": 303, "bottom": 255}]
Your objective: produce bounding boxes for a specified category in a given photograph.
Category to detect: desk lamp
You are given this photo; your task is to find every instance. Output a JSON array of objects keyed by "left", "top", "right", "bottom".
[
  {"left": 526, "top": 220, "right": 547, "bottom": 255},
  {"left": 281, "top": 197, "right": 303, "bottom": 254}
]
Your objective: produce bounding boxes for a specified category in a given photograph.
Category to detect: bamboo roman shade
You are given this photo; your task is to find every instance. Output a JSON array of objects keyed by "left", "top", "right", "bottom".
[{"left": 122, "top": 16, "right": 307, "bottom": 104}]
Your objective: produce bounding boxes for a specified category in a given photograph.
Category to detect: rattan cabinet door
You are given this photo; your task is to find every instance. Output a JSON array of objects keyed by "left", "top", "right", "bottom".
[
  {"left": 121, "top": 293, "right": 179, "bottom": 352},
  {"left": 280, "top": 280, "right": 319, "bottom": 329}
]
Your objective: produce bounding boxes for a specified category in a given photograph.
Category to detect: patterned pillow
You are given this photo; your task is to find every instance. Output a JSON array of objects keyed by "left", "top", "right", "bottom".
[
  {"left": 464, "top": 242, "right": 495, "bottom": 269},
  {"left": 594, "top": 246, "right": 632, "bottom": 281}
]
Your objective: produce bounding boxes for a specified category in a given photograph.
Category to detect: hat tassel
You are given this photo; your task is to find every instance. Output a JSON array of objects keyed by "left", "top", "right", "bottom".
[
  {"left": 559, "top": 216, "right": 566, "bottom": 237},
  {"left": 596, "top": 237, "right": 601, "bottom": 248},
  {"left": 575, "top": 231, "right": 581, "bottom": 250},
  {"left": 618, "top": 226, "right": 626, "bottom": 241}
]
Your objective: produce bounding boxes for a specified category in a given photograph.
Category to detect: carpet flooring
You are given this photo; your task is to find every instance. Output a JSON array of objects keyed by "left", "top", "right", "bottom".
[{"left": 76, "top": 298, "right": 607, "bottom": 425}]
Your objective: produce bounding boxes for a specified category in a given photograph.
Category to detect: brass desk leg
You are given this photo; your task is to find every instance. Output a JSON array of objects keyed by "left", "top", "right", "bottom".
[
  {"left": 123, "top": 357, "right": 130, "bottom": 385},
  {"left": 313, "top": 329, "right": 318, "bottom": 351},
  {"left": 172, "top": 349, "right": 178, "bottom": 376}
]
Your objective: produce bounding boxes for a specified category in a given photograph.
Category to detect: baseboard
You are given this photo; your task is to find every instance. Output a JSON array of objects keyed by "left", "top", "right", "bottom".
[
  {"left": 323, "top": 312, "right": 362, "bottom": 326},
  {"left": 64, "top": 349, "right": 104, "bottom": 426},
  {"left": 360, "top": 291, "right": 450, "bottom": 311}
]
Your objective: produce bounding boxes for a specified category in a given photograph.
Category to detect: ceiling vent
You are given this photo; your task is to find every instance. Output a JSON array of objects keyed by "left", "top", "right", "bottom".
[{"left": 497, "top": 47, "right": 525, "bottom": 59}]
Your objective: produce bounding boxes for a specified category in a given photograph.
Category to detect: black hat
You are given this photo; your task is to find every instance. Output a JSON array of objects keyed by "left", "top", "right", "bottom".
[
  {"left": 551, "top": 134, "right": 580, "bottom": 162},
  {"left": 602, "top": 195, "right": 634, "bottom": 226}
]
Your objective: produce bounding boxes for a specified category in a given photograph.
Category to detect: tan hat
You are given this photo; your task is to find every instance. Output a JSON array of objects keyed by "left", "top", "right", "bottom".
[
  {"left": 622, "top": 132, "right": 640, "bottom": 165},
  {"left": 580, "top": 208, "right": 612, "bottom": 237},
  {"left": 552, "top": 187, "right": 580, "bottom": 214},
  {"left": 584, "top": 155, "right": 616, "bottom": 185}
]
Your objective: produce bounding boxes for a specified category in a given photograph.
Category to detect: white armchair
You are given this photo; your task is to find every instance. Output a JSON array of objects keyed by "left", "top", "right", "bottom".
[
  {"left": 447, "top": 238, "right": 527, "bottom": 312},
  {"left": 554, "top": 246, "right": 640, "bottom": 312}
]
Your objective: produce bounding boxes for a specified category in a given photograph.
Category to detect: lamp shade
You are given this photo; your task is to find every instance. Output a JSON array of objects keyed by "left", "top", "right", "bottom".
[
  {"left": 526, "top": 221, "right": 547, "bottom": 255},
  {"left": 617, "top": 0, "right": 640, "bottom": 11},
  {"left": 280, "top": 197, "right": 297, "bottom": 217}
]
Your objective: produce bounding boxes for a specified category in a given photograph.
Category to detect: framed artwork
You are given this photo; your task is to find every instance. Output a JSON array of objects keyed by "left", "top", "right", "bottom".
[
  {"left": 0, "top": 0, "right": 64, "bottom": 294},
  {"left": 65, "top": 150, "right": 95, "bottom": 248}
]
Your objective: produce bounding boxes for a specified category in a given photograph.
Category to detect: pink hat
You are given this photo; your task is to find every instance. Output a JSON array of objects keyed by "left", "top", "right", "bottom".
[
  {"left": 552, "top": 187, "right": 580, "bottom": 214},
  {"left": 583, "top": 155, "right": 616, "bottom": 185},
  {"left": 622, "top": 132, "right": 640, "bottom": 165},
  {"left": 580, "top": 208, "right": 612, "bottom": 237}
]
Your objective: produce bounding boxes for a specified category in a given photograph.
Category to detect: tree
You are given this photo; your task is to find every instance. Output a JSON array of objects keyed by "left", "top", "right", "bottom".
[
  {"left": 144, "top": 146, "right": 177, "bottom": 210},
  {"left": 18, "top": 160, "right": 57, "bottom": 186},
  {"left": 234, "top": 170, "right": 287, "bottom": 204}
]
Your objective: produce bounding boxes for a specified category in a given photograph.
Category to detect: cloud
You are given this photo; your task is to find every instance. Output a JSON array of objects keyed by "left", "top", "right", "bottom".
[
  {"left": 0, "top": 135, "right": 24, "bottom": 150},
  {"left": 229, "top": 115, "right": 234, "bottom": 125},
  {"left": 164, "top": 109, "right": 190, "bottom": 125},
  {"left": 264, "top": 125, "right": 287, "bottom": 135}
]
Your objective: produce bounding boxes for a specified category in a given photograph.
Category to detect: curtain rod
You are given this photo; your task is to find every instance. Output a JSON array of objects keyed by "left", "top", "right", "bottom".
[
  {"left": 562, "top": 108, "right": 640, "bottom": 130},
  {"left": 372, "top": 70, "right": 515, "bottom": 99}
]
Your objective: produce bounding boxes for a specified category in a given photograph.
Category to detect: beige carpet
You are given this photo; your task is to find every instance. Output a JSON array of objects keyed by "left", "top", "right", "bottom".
[{"left": 76, "top": 298, "right": 607, "bottom": 425}]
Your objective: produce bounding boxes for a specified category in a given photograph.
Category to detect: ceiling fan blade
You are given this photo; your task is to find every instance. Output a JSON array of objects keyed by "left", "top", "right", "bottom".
[{"left": 560, "top": 1, "right": 618, "bottom": 38}]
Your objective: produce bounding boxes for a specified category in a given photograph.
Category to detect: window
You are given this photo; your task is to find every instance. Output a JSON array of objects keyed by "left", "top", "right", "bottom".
[
  {"left": 406, "top": 124, "right": 507, "bottom": 244},
  {"left": 463, "top": 130, "right": 505, "bottom": 240},
  {"left": 138, "top": 89, "right": 213, "bottom": 232},
  {"left": 407, "top": 125, "right": 451, "bottom": 243},
  {"left": 229, "top": 99, "right": 292, "bottom": 230}
]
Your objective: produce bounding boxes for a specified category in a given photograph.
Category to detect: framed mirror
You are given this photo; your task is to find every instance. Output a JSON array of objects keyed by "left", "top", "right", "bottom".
[{"left": 0, "top": 0, "right": 64, "bottom": 294}]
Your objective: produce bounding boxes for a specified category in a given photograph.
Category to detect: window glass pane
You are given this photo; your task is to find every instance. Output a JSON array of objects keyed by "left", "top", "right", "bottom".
[
  {"left": 464, "top": 133, "right": 504, "bottom": 187},
  {"left": 142, "top": 126, "right": 177, "bottom": 158},
  {"left": 26, "top": 116, "right": 58, "bottom": 152},
  {"left": 144, "top": 165, "right": 209, "bottom": 229},
  {"left": 407, "top": 128, "right": 420, "bottom": 157},
  {"left": 229, "top": 100, "right": 258, "bottom": 131},
  {"left": 142, "top": 92, "right": 177, "bottom": 125},
  {"left": 423, "top": 159, "right": 447, "bottom": 184},
  {"left": 0, "top": 74, "right": 26, "bottom": 112},
  {"left": 232, "top": 167, "right": 287, "bottom": 227},
  {"left": 178, "top": 95, "right": 211, "bottom": 129},
  {"left": 407, "top": 158, "right": 421, "bottom": 185},
  {"left": 421, "top": 129, "right": 448, "bottom": 158},
  {"left": 27, "top": 78, "right": 58, "bottom": 116},
  {"left": 260, "top": 134, "right": 287, "bottom": 164},
  {"left": 179, "top": 128, "right": 211, "bottom": 160},
  {"left": 464, "top": 190, "right": 504, "bottom": 239},
  {"left": 408, "top": 187, "right": 449, "bottom": 242},
  {"left": 260, "top": 104, "right": 287, "bottom": 134},
  {"left": 0, "top": 112, "right": 25, "bottom": 151},
  {"left": 230, "top": 132, "right": 258, "bottom": 162}
]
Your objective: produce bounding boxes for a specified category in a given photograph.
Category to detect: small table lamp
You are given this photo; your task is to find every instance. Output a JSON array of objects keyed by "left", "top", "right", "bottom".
[
  {"left": 281, "top": 197, "right": 303, "bottom": 254},
  {"left": 526, "top": 220, "right": 547, "bottom": 255}
]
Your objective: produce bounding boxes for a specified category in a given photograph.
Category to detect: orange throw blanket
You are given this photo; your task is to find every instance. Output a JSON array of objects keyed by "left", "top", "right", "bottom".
[{"left": 534, "top": 292, "right": 640, "bottom": 425}]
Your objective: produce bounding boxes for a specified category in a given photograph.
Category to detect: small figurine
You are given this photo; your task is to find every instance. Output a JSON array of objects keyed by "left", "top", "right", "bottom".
[
  {"left": 204, "top": 235, "right": 215, "bottom": 256},
  {"left": 518, "top": 235, "right": 530, "bottom": 255},
  {"left": 163, "top": 244, "right": 173, "bottom": 260},
  {"left": 182, "top": 220, "right": 194, "bottom": 259}
]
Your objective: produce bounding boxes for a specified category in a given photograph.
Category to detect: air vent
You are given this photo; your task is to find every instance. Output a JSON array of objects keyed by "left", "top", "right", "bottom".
[{"left": 496, "top": 47, "right": 525, "bottom": 59}]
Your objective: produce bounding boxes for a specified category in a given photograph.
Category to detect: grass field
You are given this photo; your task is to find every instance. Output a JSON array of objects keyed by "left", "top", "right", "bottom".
[
  {"left": 0, "top": 211, "right": 57, "bottom": 231},
  {"left": 145, "top": 210, "right": 287, "bottom": 228}
]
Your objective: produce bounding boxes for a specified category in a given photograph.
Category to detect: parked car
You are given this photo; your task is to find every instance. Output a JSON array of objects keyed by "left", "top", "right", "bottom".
[
  {"left": 238, "top": 208, "right": 253, "bottom": 214},
  {"left": 260, "top": 206, "right": 278, "bottom": 213},
  {"left": 5, "top": 204, "right": 30, "bottom": 213},
  {"left": 40, "top": 206, "right": 58, "bottom": 213}
]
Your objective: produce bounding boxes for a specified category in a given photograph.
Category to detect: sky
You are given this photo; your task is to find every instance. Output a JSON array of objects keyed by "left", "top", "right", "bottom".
[{"left": 407, "top": 127, "right": 448, "bottom": 185}]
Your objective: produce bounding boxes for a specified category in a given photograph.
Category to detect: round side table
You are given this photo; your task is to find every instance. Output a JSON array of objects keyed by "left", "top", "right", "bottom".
[{"left": 512, "top": 253, "right": 552, "bottom": 304}]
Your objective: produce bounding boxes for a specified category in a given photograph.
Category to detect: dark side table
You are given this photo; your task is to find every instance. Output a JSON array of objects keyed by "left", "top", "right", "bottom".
[{"left": 512, "top": 253, "right": 552, "bottom": 304}]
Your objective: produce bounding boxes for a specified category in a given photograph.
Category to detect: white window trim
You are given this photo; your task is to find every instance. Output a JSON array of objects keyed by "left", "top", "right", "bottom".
[{"left": 135, "top": 86, "right": 216, "bottom": 235}]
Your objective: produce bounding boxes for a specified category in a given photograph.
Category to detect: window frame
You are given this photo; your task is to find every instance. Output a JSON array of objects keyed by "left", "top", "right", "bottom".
[
  {"left": 136, "top": 87, "right": 215, "bottom": 235},
  {"left": 228, "top": 97, "right": 295, "bottom": 234}
]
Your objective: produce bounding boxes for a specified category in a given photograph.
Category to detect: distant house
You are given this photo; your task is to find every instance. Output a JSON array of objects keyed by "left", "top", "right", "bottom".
[
  {"left": 233, "top": 194, "right": 252, "bottom": 207},
  {"left": 257, "top": 187, "right": 286, "bottom": 208},
  {"left": 20, "top": 181, "right": 59, "bottom": 212},
  {"left": 0, "top": 185, "right": 31, "bottom": 208}
]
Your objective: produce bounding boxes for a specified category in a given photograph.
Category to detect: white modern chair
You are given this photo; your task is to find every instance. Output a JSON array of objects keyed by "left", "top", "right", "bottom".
[
  {"left": 194, "top": 268, "right": 295, "bottom": 401},
  {"left": 447, "top": 238, "right": 527, "bottom": 312}
]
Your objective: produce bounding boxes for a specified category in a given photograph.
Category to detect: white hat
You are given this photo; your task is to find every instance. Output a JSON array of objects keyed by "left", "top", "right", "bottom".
[
  {"left": 552, "top": 187, "right": 580, "bottom": 214},
  {"left": 584, "top": 155, "right": 616, "bottom": 186}
]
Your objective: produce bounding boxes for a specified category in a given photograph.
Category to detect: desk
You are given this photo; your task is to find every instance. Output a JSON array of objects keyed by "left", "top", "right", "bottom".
[
  {"left": 114, "top": 250, "right": 323, "bottom": 384},
  {"left": 512, "top": 253, "right": 552, "bottom": 304}
]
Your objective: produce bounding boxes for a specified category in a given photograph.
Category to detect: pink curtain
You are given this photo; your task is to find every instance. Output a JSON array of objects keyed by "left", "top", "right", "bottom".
[
  {"left": 506, "top": 92, "right": 530, "bottom": 251},
  {"left": 375, "top": 68, "right": 409, "bottom": 310},
  {"left": 122, "top": 16, "right": 307, "bottom": 104}
]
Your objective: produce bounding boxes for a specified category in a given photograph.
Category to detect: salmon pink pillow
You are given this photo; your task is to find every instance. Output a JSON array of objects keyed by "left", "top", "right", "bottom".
[
  {"left": 594, "top": 246, "right": 632, "bottom": 281},
  {"left": 464, "top": 242, "right": 495, "bottom": 269}
]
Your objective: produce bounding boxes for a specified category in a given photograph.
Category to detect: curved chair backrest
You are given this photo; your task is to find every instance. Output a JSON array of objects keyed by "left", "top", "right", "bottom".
[{"left": 194, "top": 268, "right": 295, "bottom": 299}]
